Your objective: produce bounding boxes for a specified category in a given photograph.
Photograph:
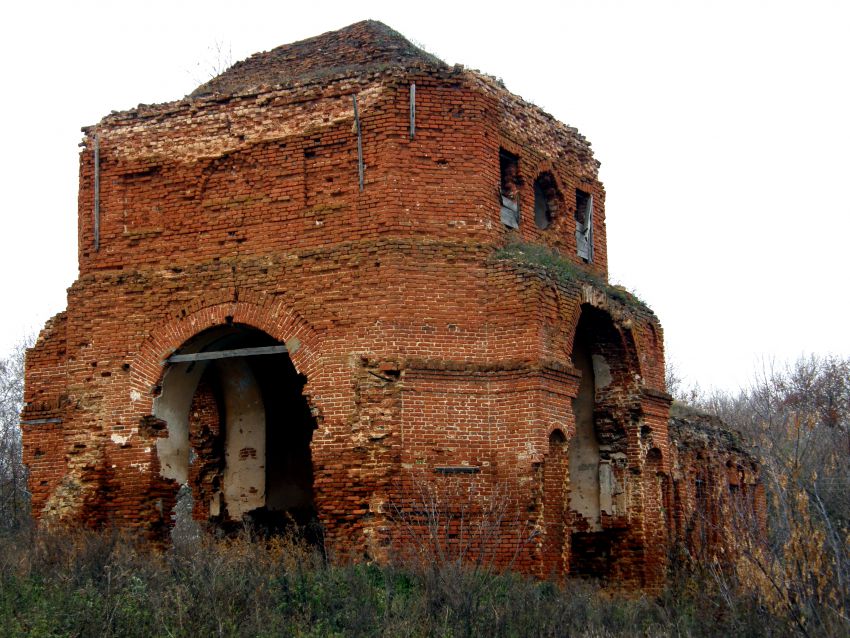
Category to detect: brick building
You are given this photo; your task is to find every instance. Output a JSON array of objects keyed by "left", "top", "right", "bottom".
[{"left": 22, "top": 21, "right": 760, "bottom": 589}]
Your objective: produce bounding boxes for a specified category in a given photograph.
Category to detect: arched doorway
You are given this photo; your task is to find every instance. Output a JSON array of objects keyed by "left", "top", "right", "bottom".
[
  {"left": 567, "top": 304, "right": 641, "bottom": 580},
  {"left": 152, "top": 323, "right": 318, "bottom": 536}
]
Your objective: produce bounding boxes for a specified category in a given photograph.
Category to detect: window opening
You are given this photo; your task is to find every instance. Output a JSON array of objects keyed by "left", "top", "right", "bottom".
[
  {"left": 533, "top": 172, "right": 560, "bottom": 230},
  {"left": 533, "top": 181, "right": 551, "bottom": 230},
  {"left": 499, "top": 150, "right": 520, "bottom": 229},
  {"left": 575, "top": 188, "right": 593, "bottom": 262}
]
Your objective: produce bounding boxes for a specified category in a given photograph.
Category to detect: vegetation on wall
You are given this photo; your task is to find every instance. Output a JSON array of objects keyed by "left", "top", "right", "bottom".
[{"left": 492, "top": 241, "right": 651, "bottom": 313}]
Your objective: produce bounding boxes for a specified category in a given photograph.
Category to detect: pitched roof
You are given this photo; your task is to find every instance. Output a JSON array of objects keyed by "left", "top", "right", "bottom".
[{"left": 191, "top": 20, "right": 446, "bottom": 97}]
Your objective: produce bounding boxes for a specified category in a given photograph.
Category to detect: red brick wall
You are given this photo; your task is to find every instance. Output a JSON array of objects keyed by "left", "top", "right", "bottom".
[
  {"left": 21, "top": 29, "right": 759, "bottom": 590},
  {"left": 187, "top": 373, "right": 223, "bottom": 522}
]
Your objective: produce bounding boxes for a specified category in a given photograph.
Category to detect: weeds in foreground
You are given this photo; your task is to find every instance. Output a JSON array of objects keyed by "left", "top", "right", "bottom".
[{"left": 0, "top": 526, "right": 815, "bottom": 638}]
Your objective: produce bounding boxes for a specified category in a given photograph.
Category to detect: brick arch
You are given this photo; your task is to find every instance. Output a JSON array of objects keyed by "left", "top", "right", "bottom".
[
  {"left": 546, "top": 426, "right": 568, "bottom": 445},
  {"left": 563, "top": 299, "right": 650, "bottom": 584},
  {"left": 531, "top": 160, "right": 565, "bottom": 192},
  {"left": 128, "top": 296, "right": 322, "bottom": 414},
  {"left": 561, "top": 294, "right": 645, "bottom": 382},
  {"left": 534, "top": 159, "right": 554, "bottom": 174}
]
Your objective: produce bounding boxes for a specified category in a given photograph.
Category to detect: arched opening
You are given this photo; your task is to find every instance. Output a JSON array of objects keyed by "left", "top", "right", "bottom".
[
  {"left": 152, "top": 323, "right": 317, "bottom": 537},
  {"left": 567, "top": 304, "right": 641, "bottom": 579},
  {"left": 533, "top": 172, "right": 561, "bottom": 230},
  {"left": 569, "top": 327, "right": 601, "bottom": 528}
]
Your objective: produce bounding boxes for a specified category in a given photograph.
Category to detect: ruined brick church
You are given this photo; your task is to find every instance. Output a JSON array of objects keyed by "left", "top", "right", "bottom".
[{"left": 22, "top": 21, "right": 760, "bottom": 589}]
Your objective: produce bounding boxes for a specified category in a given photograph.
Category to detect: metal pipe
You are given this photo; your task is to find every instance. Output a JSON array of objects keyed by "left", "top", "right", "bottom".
[
  {"left": 353, "top": 94, "right": 364, "bottom": 191},
  {"left": 410, "top": 83, "right": 416, "bottom": 140},
  {"left": 93, "top": 134, "right": 100, "bottom": 251}
]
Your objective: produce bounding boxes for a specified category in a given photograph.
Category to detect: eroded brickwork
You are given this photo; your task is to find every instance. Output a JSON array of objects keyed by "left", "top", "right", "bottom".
[
  {"left": 22, "top": 21, "right": 759, "bottom": 589},
  {"left": 667, "top": 406, "right": 766, "bottom": 562}
]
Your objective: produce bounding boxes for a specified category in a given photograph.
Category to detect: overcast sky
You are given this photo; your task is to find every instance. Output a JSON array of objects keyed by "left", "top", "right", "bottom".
[{"left": 1, "top": 0, "right": 848, "bottom": 392}]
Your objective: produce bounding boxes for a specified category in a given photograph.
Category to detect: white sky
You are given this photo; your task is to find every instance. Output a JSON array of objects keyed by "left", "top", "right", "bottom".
[{"left": 1, "top": 0, "right": 848, "bottom": 392}]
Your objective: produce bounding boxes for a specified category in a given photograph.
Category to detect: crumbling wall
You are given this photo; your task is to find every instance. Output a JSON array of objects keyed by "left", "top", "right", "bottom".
[
  {"left": 187, "top": 373, "right": 224, "bottom": 521},
  {"left": 21, "top": 21, "right": 758, "bottom": 591},
  {"left": 668, "top": 404, "right": 765, "bottom": 561}
]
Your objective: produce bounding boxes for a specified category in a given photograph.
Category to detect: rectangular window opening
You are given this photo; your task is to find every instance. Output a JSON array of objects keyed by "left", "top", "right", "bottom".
[
  {"left": 499, "top": 149, "right": 520, "bottom": 229},
  {"left": 575, "top": 188, "right": 593, "bottom": 262}
]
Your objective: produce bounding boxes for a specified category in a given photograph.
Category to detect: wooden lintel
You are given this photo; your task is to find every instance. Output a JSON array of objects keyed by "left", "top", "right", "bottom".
[{"left": 167, "top": 345, "right": 287, "bottom": 364}]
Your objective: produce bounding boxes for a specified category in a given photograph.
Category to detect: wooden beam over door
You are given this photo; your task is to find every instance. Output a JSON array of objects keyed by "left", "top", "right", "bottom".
[{"left": 166, "top": 345, "right": 288, "bottom": 364}]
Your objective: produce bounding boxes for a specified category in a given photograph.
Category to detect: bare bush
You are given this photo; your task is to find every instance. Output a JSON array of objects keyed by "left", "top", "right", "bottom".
[
  {"left": 692, "top": 355, "right": 850, "bottom": 637},
  {"left": 665, "top": 358, "right": 705, "bottom": 405},
  {"left": 0, "top": 337, "right": 33, "bottom": 530},
  {"left": 388, "top": 471, "right": 539, "bottom": 636},
  {"left": 389, "top": 472, "right": 533, "bottom": 570}
]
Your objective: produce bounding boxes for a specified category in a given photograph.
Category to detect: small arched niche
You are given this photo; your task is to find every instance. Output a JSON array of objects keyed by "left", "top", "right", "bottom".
[
  {"left": 533, "top": 172, "right": 561, "bottom": 230},
  {"left": 153, "top": 323, "right": 317, "bottom": 535},
  {"left": 549, "top": 429, "right": 567, "bottom": 448}
]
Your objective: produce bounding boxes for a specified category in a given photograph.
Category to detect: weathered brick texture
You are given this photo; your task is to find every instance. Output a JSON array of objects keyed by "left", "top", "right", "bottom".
[{"left": 22, "top": 21, "right": 760, "bottom": 590}]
